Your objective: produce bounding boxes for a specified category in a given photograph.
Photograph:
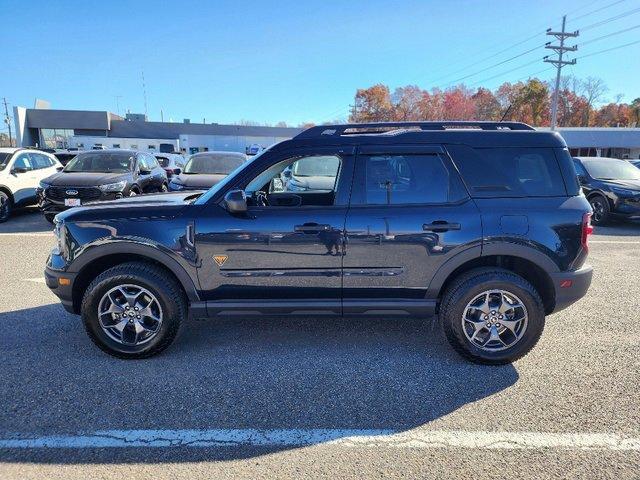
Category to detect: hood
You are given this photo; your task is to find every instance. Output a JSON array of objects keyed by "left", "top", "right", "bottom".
[
  {"left": 56, "top": 191, "right": 202, "bottom": 222},
  {"left": 44, "top": 171, "right": 129, "bottom": 186},
  {"left": 172, "top": 173, "right": 227, "bottom": 188},
  {"left": 601, "top": 179, "right": 640, "bottom": 191}
]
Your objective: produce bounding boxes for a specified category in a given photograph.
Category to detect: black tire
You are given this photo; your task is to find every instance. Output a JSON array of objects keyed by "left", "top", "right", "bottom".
[
  {"left": 589, "top": 194, "right": 610, "bottom": 225},
  {"left": 44, "top": 213, "right": 56, "bottom": 224},
  {"left": 0, "top": 191, "right": 12, "bottom": 223},
  {"left": 440, "top": 268, "right": 545, "bottom": 365},
  {"left": 81, "top": 262, "right": 186, "bottom": 359},
  {"left": 160, "top": 183, "right": 168, "bottom": 192},
  {"left": 129, "top": 187, "right": 140, "bottom": 197}
]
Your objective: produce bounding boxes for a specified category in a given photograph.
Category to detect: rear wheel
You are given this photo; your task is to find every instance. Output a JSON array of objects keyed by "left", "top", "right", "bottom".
[
  {"left": 589, "top": 194, "right": 610, "bottom": 225},
  {"left": 81, "top": 262, "right": 186, "bottom": 359},
  {"left": 440, "top": 268, "right": 545, "bottom": 365},
  {"left": 0, "top": 192, "right": 12, "bottom": 223}
]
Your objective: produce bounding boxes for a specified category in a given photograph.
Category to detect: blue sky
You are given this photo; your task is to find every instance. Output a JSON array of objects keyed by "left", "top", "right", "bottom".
[{"left": 2, "top": 0, "right": 639, "bottom": 126}]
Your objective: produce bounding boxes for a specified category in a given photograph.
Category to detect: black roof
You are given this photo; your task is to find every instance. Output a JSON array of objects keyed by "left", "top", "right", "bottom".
[{"left": 274, "top": 122, "right": 567, "bottom": 150}]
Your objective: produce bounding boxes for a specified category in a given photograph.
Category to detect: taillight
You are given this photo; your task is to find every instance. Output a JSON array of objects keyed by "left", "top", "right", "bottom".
[{"left": 581, "top": 212, "right": 593, "bottom": 252}]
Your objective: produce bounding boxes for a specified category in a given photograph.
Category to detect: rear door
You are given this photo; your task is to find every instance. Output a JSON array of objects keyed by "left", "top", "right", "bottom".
[
  {"left": 7, "top": 152, "right": 36, "bottom": 204},
  {"left": 343, "top": 144, "right": 482, "bottom": 315}
]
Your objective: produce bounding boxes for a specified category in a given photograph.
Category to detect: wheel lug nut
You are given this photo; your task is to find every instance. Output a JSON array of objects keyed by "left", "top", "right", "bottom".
[
  {"left": 496, "top": 323, "right": 501, "bottom": 327},
  {"left": 137, "top": 315, "right": 141, "bottom": 319}
]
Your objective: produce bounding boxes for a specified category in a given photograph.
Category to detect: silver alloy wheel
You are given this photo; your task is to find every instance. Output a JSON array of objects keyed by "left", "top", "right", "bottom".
[
  {"left": 462, "top": 289, "right": 528, "bottom": 352},
  {"left": 590, "top": 198, "right": 605, "bottom": 223},
  {"left": 129, "top": 190, "right": 138, "bottom": 197},
  {"left": 97, "top": 284, "right": 163, "bottom": 346}
]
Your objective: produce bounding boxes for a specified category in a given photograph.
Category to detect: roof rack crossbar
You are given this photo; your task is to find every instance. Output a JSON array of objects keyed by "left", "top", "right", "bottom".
[{"left": 295, "top": 121, "right": 535, "bottom": 139}]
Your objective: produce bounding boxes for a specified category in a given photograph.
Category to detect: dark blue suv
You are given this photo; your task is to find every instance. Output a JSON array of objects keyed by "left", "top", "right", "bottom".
[{"left": 45, "top": 122, "right": 593, "bottom": 364}]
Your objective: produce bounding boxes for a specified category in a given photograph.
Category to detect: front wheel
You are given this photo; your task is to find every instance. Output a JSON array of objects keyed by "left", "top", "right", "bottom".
[
  {"left": 0, "top": 192, "right": 12, "bottom": 223},
  {"left": 440, "top": 268, "right": 545, "bottom": 365},
  {"left": 589, "top": 194, "right": 610, "bottom": 225},
  {"left": 81, "top": 262, "right": 186, "bottom": 359}
]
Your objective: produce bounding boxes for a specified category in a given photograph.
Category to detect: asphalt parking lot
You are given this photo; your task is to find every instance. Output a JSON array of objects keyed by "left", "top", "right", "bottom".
[{"left": 0, "top": 207, "right": 639, "bottom": 479}]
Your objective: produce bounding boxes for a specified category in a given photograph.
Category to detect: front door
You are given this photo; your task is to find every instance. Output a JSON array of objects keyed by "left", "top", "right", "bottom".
[
  {"left": 195, "top": 146, "right": 355, "bottom": 316},
  {"left": 343, "top": 145, "right": 482, "bottom": 315}
]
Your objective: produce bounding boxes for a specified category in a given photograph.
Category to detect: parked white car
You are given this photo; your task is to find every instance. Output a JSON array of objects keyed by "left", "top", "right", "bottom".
[{"left": 0, "top": 148, "right": 62, "bottom": 222}]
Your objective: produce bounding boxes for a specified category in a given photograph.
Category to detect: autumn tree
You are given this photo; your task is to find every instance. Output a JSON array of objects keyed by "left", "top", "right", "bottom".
[
  {"left": 392, "top": 85, "right": 424, "bottom": 121},
  {"left": 472, "top": 88, "right": 501, "bottom": 120},
  {"left": 351, "top": 84, "right": 394, "bottom": 122}
]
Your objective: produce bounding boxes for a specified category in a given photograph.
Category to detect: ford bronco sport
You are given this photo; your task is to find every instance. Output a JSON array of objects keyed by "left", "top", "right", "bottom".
[{"left": 45, "top": 122, "right": 593, "bottom": 364}]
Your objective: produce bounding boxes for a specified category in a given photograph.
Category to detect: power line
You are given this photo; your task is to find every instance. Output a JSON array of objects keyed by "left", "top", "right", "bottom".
[
  {"left": 577, "top": 5, "right": 640, "bottom": 31},
  {"left": 580, "top": 24, "right": 640, "bottom": 46},
  {"left": 577, "top": 38, "right": 640, "bottom": 59},
  {"left": 427, "top": 0, "right": 627, "bottom": 86},
  {"left": 468, "top": 58, "right": 542, "bottom": 87},
  {"left": 441, "top": 43, "right": 546, "bottom": 87},
  {"left": 569, "top": 0, "right": 628, "bottom": 22}
]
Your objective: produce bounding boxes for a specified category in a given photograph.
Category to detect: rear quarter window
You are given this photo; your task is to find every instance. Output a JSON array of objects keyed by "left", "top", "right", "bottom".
[{"left": 447, "top": 145, "right": 567, "bottom": 198}]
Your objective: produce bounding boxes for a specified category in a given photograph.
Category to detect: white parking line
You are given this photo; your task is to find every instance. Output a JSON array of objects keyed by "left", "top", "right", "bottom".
[
  {"left": 0, "top": 429, "right": 638, "bottom": 450},
  {"left": 23, "top": 277, "right": 46, "bottom": 284},
  {"left": 590, "top": 240, "right": 640, "bottom": 244},
  {"left": 0, "top": 232, "right": 52, "bottom": 237}
]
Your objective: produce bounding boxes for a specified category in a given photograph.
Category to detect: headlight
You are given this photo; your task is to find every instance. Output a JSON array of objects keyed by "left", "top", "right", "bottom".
[
  {"left": 39, "top": 180, "right": 50, "bottom": 189},
  {"left": 53, "top": 219, "right": 68, "bottom": 259},
  {"left": 99, "top": 181, "right": 127, "bottom": 192},
  {"left": 611, "top": 187, "right": 638, "bottom": 196}
]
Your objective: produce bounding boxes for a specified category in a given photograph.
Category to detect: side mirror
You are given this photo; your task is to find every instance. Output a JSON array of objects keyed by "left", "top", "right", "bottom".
[
  {"left": 224, "top": 189, "right": 247, "bottom": 214},
  {"left": 282, "top": 169, "right": 292, "bottom": 179},
  {"left": 12, "top": 167, "right": 28, "bottom": 174},
  {"left": 56, "top": 166, "right": 63, "bottom": 172},
  {"left": 577, "top": 175, "right": 587, "bottom": 184},
  {"left": 139, "top": 169, "right": 151, "bottom": 175}
]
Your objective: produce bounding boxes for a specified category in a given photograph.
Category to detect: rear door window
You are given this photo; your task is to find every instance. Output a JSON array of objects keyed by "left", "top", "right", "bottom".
[
  {"left": 352, "top": 153, "right": 468, "bottom": 205},
  {"left": 447, "top": 146, "right": 566, "bottom": 197}
]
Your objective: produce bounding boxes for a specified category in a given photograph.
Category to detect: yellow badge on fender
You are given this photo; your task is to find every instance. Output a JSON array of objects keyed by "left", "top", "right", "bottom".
[{"left": 213, "top": 255, "right": 228, "bottom": 267}]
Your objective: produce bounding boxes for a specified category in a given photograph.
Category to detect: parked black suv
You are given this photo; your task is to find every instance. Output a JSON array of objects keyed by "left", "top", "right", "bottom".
[
  {"left": 38, "top": 149, "right": 168, "bottom": 222},
  {"left": 573, "top": 156, "right": 640, "bottom": 224},
  {"left": 45, "top": 122, "right": 593, "bottom": 364}
]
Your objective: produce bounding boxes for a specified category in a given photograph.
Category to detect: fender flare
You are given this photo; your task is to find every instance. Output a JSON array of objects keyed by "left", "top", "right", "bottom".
[
  {"left": 0, "top": 184, "right": 14, "bottom": 202},
  {"left": 70, "top": 239, "right": 200, "bottom": 302},
  {"left": 426, "top": 242, "right": 559, "bottom": 298}
]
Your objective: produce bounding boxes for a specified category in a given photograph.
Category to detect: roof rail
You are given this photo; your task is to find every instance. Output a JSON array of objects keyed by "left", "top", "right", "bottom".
[{"left": 295, "top": 121, "right": 535, "bottom": 139}]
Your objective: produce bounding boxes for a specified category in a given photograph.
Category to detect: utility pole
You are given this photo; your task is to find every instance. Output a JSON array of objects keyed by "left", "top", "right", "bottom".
[
  {"left": 141, "top": 71, "right": 148, "bottom": 118},
  {"left": 114, "top": 96, "right": 123, "bottom": 116},
  {"left": 544, "top": 15, "right": 578, "bottom": 130},
  {"left": 2, "top": 98, "right": 12, "bottom": 147}
]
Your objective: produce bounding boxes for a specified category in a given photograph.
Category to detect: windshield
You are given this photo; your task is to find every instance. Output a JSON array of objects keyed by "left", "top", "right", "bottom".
[
  {"left": 0, "top": 152, "right": 10, "bottom": 170},
  {"left": 194, "top": 148, "right": 269, "bottom": 205},
  {"left": 64, "top": 152, "right": 134, "bottom": 173},
  {"left": 582, "top": 159, "right": 640, "bottom": 181},
  {"left": 184, "top": 153, "right": 245, "bottom": 175},
  {"left": 156, "top": 157, "right": 170, "bottom": 168},
  {"left": 292, "top": 156, "right": 340, "bottom": 176}
]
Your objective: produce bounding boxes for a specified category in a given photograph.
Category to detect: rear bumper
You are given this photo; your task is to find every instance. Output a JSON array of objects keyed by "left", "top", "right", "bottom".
[{"left": 550, "top": 264, "right": 593, "bottom": 313}]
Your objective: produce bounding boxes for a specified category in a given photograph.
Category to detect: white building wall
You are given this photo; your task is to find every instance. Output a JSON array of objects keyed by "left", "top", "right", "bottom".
[
  {"left": 179, "top": 134, "right": 289, "bottom": 154},
  {"left": 68, "top": 136, "right": 179, "bottom": 152}
]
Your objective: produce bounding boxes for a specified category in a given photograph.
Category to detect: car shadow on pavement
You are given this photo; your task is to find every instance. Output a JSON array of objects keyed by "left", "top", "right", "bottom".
[
  {"left": 0, "top": 207, "right": 52, "bottom": 234},
  {"left": 592, "top": 221, "right": 640, "bottom": 237},
  {"left": 0, "top": 303, "right": 518, "bottom": 464}
]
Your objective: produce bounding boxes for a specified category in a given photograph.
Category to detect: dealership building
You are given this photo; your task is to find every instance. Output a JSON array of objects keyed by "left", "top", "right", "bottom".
[
  {"left": 12, "top": 105, "right": 640, "bottom": 159},
  {"left": 13, "top": 106, "right": 302, "bottom": 155}
]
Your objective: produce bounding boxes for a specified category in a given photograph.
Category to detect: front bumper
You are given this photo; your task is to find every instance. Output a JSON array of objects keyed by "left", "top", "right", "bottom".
[
  {"left": 550, "top": 264, "right": 593, "bottom": 313},
  {"left": 612, "top": 197, "right": 640, "bottom": 221},
  {"left": 45, "top": 252, "right": 78, "bottom": 314},
  {"left": 38, "top": 189, "right": 123, "bottom": 215}
]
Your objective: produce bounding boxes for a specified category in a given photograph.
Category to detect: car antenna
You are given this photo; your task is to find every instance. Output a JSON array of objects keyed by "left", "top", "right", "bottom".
[{"left": 499, "top": 104, "right": 512, "bottom": 122}]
